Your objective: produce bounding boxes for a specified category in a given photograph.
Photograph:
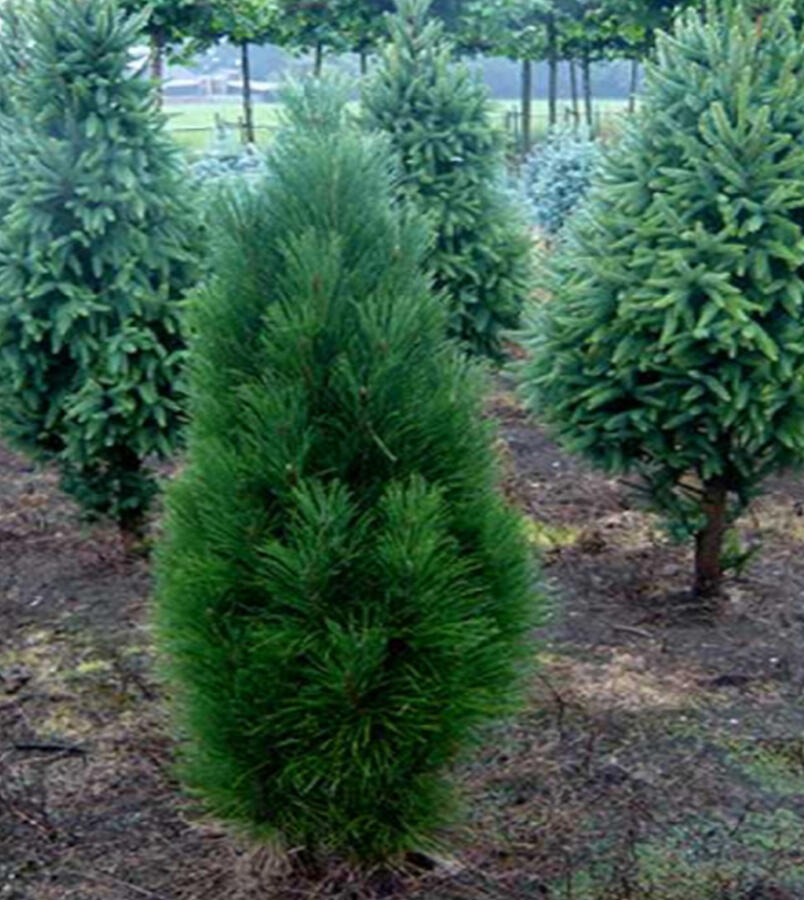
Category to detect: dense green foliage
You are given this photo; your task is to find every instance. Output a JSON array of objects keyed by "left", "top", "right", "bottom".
[
  {"left": 118, "top": 0, "right": 218, "bottom": 52},
  {"left": 156, "top": 79, "right": 538, "bottom": 861},
  {"left": 518, "top": 0, "right": 804, "bottom": 595},
  {"left": 273, "top": 0, "right": 393, "bottom": 59},
  {"left": 524, "top": 127, "right": 601, "bottom": 234},
  {"left": 363, "top": 0, "right": 532, "bottom": 360},
  {"left": 272, "top": 0, "right": 462, "bottom": 67},
  {"left": 0, "top": 0, "right": 199, "bottom": 530}
]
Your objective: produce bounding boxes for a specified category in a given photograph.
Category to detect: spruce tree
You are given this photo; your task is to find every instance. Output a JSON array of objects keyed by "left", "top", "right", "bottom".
[
  {"left": 155, "top": 79, "right": 538, "bottom": 862},
  {"left": 362, "top": 0, "right": 532, "bottom": 361},
  {"left": 518, "top": 0, "right": 804, "bottom": 600},
  {"left": 0, "top": 0, "right": 199, "bottom": 534}
]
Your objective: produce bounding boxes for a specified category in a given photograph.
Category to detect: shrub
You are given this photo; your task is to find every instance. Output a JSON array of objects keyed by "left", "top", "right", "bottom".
[
  {"left": 0, "top": 0, "right": 200, "bottom": 534},
  {"left": 523, "top": 126, "right": 601, "bottom": 235},
  {"left": 189, "top": 136, "right": 266, "bottom": 186},
  {"left": 362, "top": 0, "right": 532, "bottom": 361},
  {"left": 155, "top": 79, "right": 539, "bottom": 862},
  {"left": 517, "top": 0, "right": 804, "bottom": 601}
]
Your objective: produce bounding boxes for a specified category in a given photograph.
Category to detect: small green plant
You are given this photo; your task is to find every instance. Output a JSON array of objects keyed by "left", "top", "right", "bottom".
[
  {"left": 362, "top": 0, "right": 532, "bottom": 360},
  {"left": 189, "top": 136, "right": 266, "bottom": 187},
  {"left": 0, "top": 0, "right": 199, "bottom": 534},
  {"left": 719, "top": 528, "right": 761, "bottom": 578},
  {"left": 155, "top": 79, "right": 541, "bottom": 863}
]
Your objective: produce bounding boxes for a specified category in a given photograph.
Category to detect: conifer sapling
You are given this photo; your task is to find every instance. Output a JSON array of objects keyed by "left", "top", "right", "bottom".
[
  {"left": 519, "top": 0, "right": 804, "bottom": 600},
  {"left": 156, "top": 79, "right": 540, "bottom": 862},
  {"left": 363, "top": 0, "right": 532, "bottom": 360},
  {"left": 0, "top": 0, "right": 199, "bottom": 535}
]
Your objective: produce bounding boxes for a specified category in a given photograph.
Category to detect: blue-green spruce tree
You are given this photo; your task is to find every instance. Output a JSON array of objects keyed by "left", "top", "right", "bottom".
[
  {"left": 156, "top": 80, "right": 539, "bottom": 862},
  {"left": 0, "top": 0, "right": 199, "bottom": 533},
  {"left": 524, "top": 125, "right": 601, "bottom": 236},
  {"left": 519, "top": 0, "right": 804, "bottom": 600},
  {"left": 363, "top": 0, "right": 532, "bottom": 360}
]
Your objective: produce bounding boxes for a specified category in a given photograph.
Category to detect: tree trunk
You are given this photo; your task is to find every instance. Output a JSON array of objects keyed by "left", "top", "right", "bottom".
[
  {"left": 547, "top": 14, "right": 558, "bottom": 128},
  {"left": 360, "top": 49, "right": 368, "bottom": 75},
  {"left": 521, "top": 58, "right": 533, "bottom": 156},
  {"left": 581, "top": 51, "right": 592, "bottom": 130},
  {"left": 241, "top": 41, "right": 255, "bottom": 144},
  {"left": 149, "top": 31, "right": 164, "bottom": 107},
  {"left": 115, "top": 446, "right": 148, "bottom": 551},
  {"left": 314, "top": 41, "right": 324, "bottom": 77},
  {"left": 628, "top": 58, "right": 639, "bottom": 114},
  {"left": 693, "top": 479, "right": 728, "bottom": 600},
  {"left": 569, "top": 59, "right": 579, "bottom": 128}
]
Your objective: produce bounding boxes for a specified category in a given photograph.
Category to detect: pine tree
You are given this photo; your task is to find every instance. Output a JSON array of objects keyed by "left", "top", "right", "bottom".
[
  {"left": 155, "top": 79, "right": 539, "bottom": 862},
  {"left": 0, "top": 0, "right": 200, "bottom": 534},
  {"left": 518, "top": 0, "right": 804, "bottom": 601},
  {"left": 362, "top": 0, "right": 532, "bottom": 361}
]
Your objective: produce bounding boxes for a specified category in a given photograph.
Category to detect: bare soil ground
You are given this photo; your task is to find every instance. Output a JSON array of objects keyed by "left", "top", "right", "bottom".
[{"left": 2, "top": 386, "right": 804, "bottom": 900}]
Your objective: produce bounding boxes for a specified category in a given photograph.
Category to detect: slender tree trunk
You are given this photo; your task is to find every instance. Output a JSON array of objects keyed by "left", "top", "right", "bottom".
[
  {"left": 149, "top": 31, "right": 164, "bottom": 107},
  {"left": 241, "top": 41, "right": 255, "bottom": 144},
  {"left": 521, "top": 58, "right": 533, "bottom": 156},
  {"left": 314, "top": 41, "right": 324, "bottom": 77},
  {"left": 359, "top": 49, "right": 368, "bottom": 75},
  {"left": 569, "top": 59, "right": 579, "bottom": 128},
  {"left": 547, "top": 14, "right": 558, "bottom": 128},
  {"left": 116, "top": 447, "right": 147, "bottom": 552},
  {"left": 693, "top": 480, "right": 728, "bottom": 600},
  {"left": 581, "top": 51, "right": 592, "bottom": 130},
  {"left": 628, "top": 58, "right": 640, "bottom": 114}
]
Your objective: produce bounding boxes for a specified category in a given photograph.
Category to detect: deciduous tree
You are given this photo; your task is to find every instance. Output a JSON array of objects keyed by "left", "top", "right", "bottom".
[
  {"left": 119, "top": 0, "right": 218, "bottom": 92},
  {"left": 203, "top": 0, "right": 282, "bottom": 142}
]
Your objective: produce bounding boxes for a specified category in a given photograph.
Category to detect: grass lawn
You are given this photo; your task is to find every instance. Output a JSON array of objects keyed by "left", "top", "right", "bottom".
[
  {"left": 165, "top": 97, "right": 631, "bottom": 153},
  {"left": 164, "top": 101, "right": 284, "bottom": 152}
]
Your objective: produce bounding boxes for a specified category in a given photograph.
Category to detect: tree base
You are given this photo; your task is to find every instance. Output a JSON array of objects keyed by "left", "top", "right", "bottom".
[
  {"left": 118, "top": 520, "right": 150, "bottom": 558},
  {"left": 664, "top": 588, "right": 725, "bottom": 622},
  {"left": 693, "top": 479, "right": 728, "bottom": 604}
]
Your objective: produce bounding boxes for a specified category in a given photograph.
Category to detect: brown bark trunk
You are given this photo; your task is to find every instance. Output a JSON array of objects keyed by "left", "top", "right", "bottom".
[
  {"left": 547, "top": 14, "right": 558, "bottom": 128},
  {"left": 569, "top": 59, "right": 579, "bottom": 128},
  {"left": 149, "top": 32, "right": 164, "bottom": 107},
  {"left": 628, "top": 58, "right": 639, "bottom": 114},
  {"left": 241, "top": 41, "right": 255, "bottom": 144},
  {"left": 521, "top": 58, "right": 533, "bottom": 156},
  {"left": 693, "top": 480, "right": 728, "bottom": 600},
  {"left": 359, "top": 49, "right": 368, "bottom": 75},
  {"left": 116, "top": 447, "right": 148, "bottom": 552},
  {"left": 314, "top": 41, "right": 324, "bottom": 77},
  {"left": 581, "top": 51, "right": 592, "bottom": 130}
]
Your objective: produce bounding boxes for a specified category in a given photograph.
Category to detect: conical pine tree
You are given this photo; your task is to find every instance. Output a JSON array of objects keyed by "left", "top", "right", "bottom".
[
  {"left": 519, "top": 0, "right": 804, "bottom": 600},
  {"left": 0, "top": 0, "right": 199, "bottom": 533},
  {"left": 362, "top": 0, "right": 532, "bottom": 361},
  {"left": 155, "top": 79, "right": 539, "bottom": 862}
]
